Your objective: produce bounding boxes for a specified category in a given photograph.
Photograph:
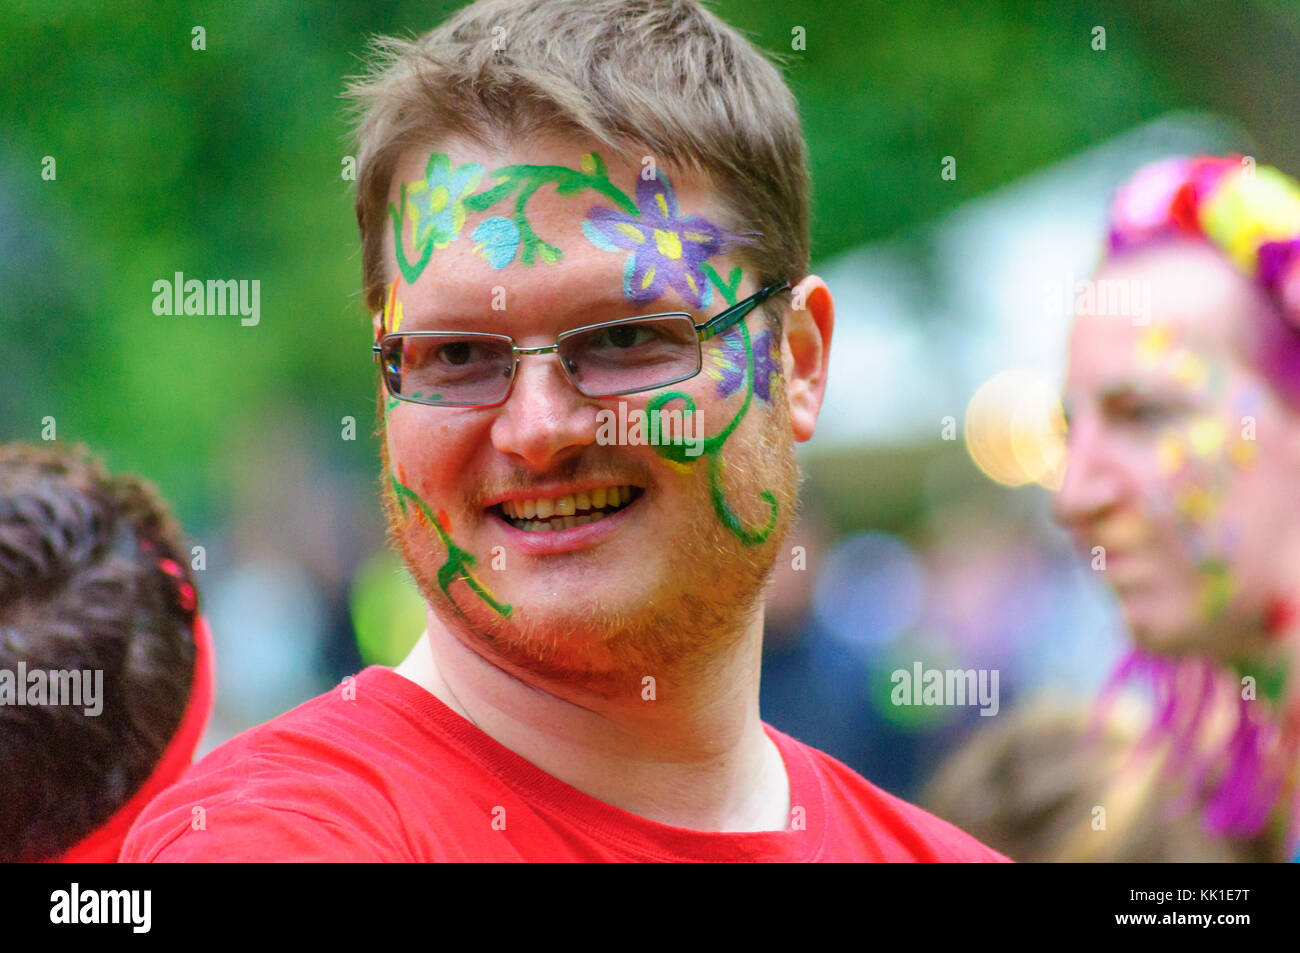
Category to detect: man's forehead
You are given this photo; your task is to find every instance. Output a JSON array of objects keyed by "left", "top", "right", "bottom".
[
  {"left": 382, "top": 138, "right": 741, "bottom": 322},
  {"left": 399, "top": 261, "right": 692, "bottom": 326},
  {"left": 385, "top": 139, "right": 728, "bottom": 220},
  {"left": 384, "top": 139, "right": 733, "bottom": 241}
]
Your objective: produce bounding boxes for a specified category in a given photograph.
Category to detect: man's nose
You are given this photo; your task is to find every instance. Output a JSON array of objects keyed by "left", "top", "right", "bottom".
[
  {"left": 489, "top": 351, "right": 599, "bottom": 471},
  {"left": 1052, "top": 414, "right": 1125, "bottom": 529}
]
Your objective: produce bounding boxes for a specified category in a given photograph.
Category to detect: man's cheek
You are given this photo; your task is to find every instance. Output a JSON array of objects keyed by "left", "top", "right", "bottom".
[{"left": 671, "top": 328, "right": 783, "bottom": 547}]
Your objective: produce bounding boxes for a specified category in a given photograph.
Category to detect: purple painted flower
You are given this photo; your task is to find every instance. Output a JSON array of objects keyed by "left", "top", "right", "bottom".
[
  {"left": 707, "top": 328, "right": 780, "bottom": 404},
  {"left": 582, "top": 174, "right": 731, "bottom": 308}
]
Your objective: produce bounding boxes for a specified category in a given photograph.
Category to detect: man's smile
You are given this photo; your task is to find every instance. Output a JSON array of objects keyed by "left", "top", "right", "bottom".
[
  {"left": 481, "top": 481, "right": 648, "bottom": 554},
  {"left": 491, "top": 484, "right": 644, "bottom": 532}
]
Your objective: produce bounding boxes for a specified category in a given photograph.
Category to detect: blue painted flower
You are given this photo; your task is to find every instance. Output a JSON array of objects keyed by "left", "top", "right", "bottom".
[
  {"left": 471, "top": 216, "right": 521, "bottom": 269},
  {"left": 406, "top": 154, "right": 484, "bottom": 251},
  {"left": 582, "top": 173, "right": 731, "bottom": 308}
]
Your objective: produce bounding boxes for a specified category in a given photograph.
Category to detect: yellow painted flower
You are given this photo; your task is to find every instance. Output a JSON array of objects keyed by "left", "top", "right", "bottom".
[
  {"left": 1229, "top": 437, "right": 1258, "bottom": 467},
  {"left": 1157, "top": 432, "right": 1185, "bottom": 474},
  {"left": 1169, "top": 350, "right": 1208, "bottom": 390},
  {"left": 1136, "top": 326, "right": 1173, "bottom": 368},
  {"left": 1187, "top": 417, "right": 1225, "bottom": 458},
  {"left": 1175, "top": 485, "right": 1215, "bottom": 522}
]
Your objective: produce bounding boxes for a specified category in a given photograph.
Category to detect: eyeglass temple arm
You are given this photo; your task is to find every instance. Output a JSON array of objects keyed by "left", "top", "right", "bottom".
[{"left": 694, "top": 281, "right": 790, "bottom": 342}]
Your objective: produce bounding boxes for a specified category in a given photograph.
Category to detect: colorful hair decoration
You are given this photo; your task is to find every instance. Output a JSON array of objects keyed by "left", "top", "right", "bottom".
[
  {"left": 1107, "top": 154, "right": 1300, "bottom": 331},
  {"left": 156, "top": 556, "right": 197, "bottom": 614}
]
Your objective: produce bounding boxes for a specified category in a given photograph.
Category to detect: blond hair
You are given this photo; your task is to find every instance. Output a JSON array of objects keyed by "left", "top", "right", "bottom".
[{"left": 344, "top": 0, "right": 809, "bottom": 313}]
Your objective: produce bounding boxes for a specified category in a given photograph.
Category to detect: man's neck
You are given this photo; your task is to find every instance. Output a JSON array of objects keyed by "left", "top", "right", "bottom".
[{"left": 393, "top": 611, "right": 792, "bottom": 833}]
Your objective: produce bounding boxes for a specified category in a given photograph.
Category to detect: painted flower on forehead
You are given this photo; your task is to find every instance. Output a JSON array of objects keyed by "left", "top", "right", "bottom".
[
  {"left": 707, "top": 327, "right": 781, "bottom": 404},
  {"left": 582, "top": 173, "right": 735, "bottom": 309},
  {"left": 404, "top": 155, "right": 485, "bottom": 256}
]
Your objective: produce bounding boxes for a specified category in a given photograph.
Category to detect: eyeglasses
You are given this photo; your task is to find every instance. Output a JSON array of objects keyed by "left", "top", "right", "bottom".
[{"left": 373, "top": 281, "right": 790, "bottom": 408}]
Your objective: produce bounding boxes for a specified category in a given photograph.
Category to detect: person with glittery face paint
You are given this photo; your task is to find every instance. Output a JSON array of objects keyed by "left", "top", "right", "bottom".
[
  {"left": 120, "top": 0, "right": 1006, "bottom": 863},
  {"left": 1055, "top": 155, "right": 1300, "bottom": 859}
]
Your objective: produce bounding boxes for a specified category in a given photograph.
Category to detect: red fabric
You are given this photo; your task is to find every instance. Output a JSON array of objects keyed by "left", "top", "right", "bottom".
[
  {"left": 121, "top": 666, "right": 1009, "bottom": 863},
  {"left": 54, "top": 614, "right": 216, "bottom": 863}
]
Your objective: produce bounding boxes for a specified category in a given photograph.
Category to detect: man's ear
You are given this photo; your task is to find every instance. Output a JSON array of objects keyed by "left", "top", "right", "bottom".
[{"left": 783, "top": 275, "right": 833, "bottom": 442}]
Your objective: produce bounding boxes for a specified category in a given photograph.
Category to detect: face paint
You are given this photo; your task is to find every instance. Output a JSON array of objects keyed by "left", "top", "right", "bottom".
[
  {"left": 1197, "top": 558, "right": 1234, "bottom": 619},
  {"left": 644, "top": 269, "right": 780, "bottom": 546},
  {"left": 389, "top": 152, "right": 640, "bottom": 283},
  {"left": 378, "top": 278, "right": 404, "bottom": 416},
  {"left": 390, "top": 154, "right": 486, "bottom": 283},
  {"left": 1127, "top": 332, "right": 1249, "bottom": 625},
  {"left": 390, "top": 470, "right": 512, "bottom": 619},
  {"left": 582, "top": 174, "right": 732, "bottom": 308},
  {"left": 387, "top": 155, "right": 779, "bottom": 546}
]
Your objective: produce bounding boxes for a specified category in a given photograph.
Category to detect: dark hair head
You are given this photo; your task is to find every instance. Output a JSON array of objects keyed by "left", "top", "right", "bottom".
[{"left": 0, "top": 443, "right": 197, "bottom": 862}]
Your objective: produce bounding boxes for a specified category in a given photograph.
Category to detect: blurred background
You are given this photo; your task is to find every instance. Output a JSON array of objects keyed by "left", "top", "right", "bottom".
[{"left": 3, "top": 0, "right": 1299, "bottom": 802}]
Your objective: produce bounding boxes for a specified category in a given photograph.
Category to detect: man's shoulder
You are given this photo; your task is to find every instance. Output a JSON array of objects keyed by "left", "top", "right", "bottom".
[
  {"left": 120, "top": 667, "right": 443, "bottom": 861},
  {"left": 176, "top": 666, "right": 406, "bottom": 779},
  {"left": 771, "top": 727, "right": 1012, "bottom": 863}
]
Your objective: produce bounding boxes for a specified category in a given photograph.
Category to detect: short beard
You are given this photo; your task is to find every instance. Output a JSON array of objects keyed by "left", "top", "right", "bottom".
[{"left": 379, "top": 381, "right": 802, "bottom": 700}]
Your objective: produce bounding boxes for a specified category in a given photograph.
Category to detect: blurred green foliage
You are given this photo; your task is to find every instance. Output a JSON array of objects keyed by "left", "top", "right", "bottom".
[{"left": 3, "top": 0, "right": 1297, "bottom": 531}]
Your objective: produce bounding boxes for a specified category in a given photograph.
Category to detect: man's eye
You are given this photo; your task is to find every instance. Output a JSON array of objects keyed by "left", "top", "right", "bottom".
[
  {"left": 438, "top": 341, "right": 488, "bottom": 365},
  {"left": 592, "top": 325, "right": 655, "bottom": 349}
]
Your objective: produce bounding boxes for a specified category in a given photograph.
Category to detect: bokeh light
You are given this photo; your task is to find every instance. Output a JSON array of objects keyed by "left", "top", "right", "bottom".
[{"left": 964, "top": 369, "right": 1067, "bottom": 489}]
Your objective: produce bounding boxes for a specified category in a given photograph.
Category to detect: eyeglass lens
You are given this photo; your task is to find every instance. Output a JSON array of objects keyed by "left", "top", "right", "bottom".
[{"left": 382, "top": 314, "right": 701, "bottom": 404}]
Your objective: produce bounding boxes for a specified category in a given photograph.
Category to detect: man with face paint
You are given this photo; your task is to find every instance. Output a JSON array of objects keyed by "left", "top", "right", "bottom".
[
  {"left": 1055, "top": 155, "right": 1300, "bottom": 860},
  {"left": 121, "top": 0, "right": 1006, "bottom": 862}
]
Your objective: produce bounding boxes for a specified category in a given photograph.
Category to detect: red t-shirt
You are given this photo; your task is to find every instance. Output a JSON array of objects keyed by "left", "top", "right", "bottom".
[{"left": 120, "top": 666, "right": 1010, "bottom": 862}]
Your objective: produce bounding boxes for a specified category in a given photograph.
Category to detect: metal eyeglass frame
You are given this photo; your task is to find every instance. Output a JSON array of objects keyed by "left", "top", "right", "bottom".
[{"left": 373, "top": 280, "right": 790, "bottom": 408}]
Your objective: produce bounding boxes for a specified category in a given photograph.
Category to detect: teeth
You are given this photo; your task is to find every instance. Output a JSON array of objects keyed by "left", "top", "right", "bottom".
[
  {"left": 508, "top": 510, "right": 611, "bottom": 533},
  {"left": 498, "top": 486, "right": 638, "bottom": 531}
]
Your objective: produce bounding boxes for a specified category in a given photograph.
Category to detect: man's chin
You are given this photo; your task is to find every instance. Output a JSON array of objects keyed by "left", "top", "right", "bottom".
[
  {"left": 1122, "top": 600, "right": 1225, "bottom": 659},
  {"left": 429, "top": 595, "right": 683, "bottom": 697}
]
